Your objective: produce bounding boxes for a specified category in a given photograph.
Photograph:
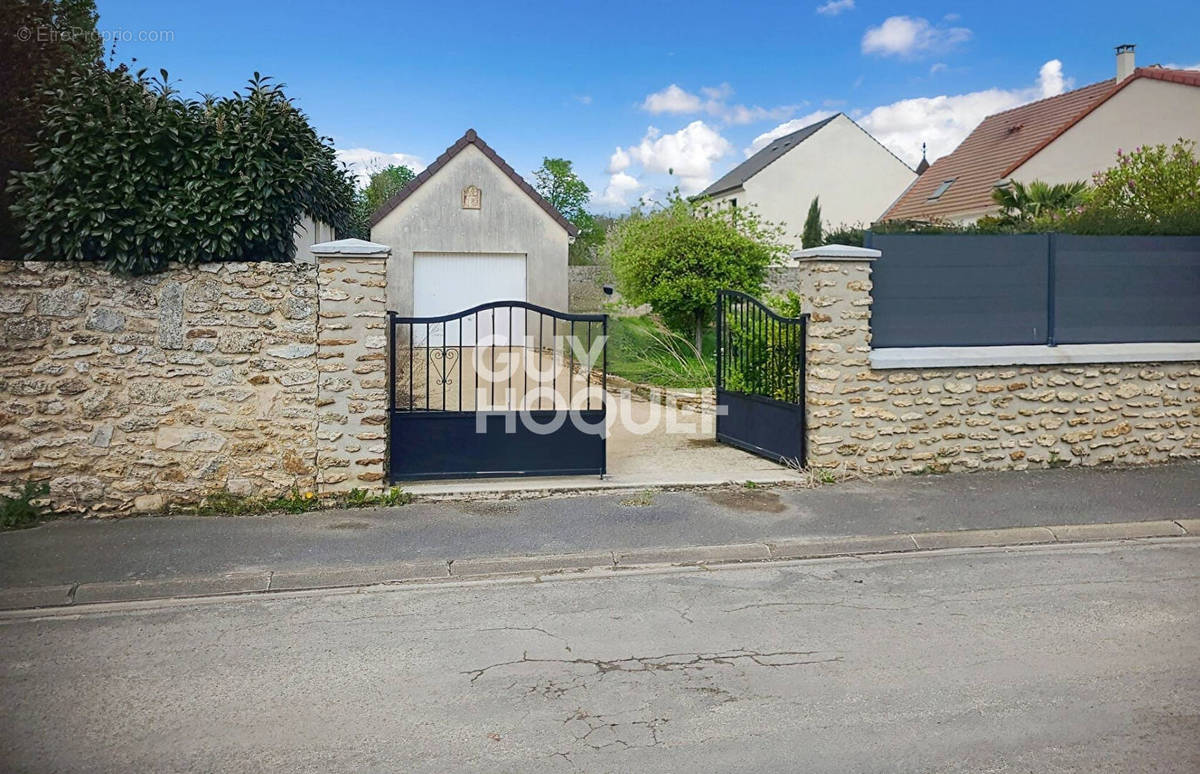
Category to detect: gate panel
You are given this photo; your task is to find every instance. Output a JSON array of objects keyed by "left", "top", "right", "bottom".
[
  {"left": 715, "top": 290, "right": 807, "bottom": 466},
  {"left": 388, "top": 301, "right": 608, "bottom": 481}
]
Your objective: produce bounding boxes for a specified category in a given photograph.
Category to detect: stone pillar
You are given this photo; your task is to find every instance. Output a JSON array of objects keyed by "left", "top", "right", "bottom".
[
  {"left": 791, "top": 244, "right": 880, "bottom": 470},
  {"left": 312, "top": 239, "right": 391, "bottom": 493}
]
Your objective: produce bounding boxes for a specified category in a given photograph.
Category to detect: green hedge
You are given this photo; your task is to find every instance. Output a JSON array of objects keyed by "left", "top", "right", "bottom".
[{"left": 9, "top": 66, "right": 355, "bottom": 275}]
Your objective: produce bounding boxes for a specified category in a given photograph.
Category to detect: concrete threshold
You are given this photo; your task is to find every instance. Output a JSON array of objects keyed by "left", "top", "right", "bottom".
[
  {"left": 1, "top": 518, "right": 1195, "bottom": 613},
  {"left": 404, "top": 470, "right": 802, "bottom": 500}
]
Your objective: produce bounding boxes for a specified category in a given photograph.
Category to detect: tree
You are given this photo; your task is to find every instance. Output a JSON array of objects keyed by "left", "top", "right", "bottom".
[
  {"left": 991, "top": 179, "right": 1089, "bottom": 223},
  {"left": 9, "top": 68, "right": 356, "bottom": 274},
  {"left": 350, "top": 163, "right": 417, "bottom": 238},
  {"left": 1, "top": 0, "right": 103, "bottom": 257},
  {"left": 802, "top": 196, "right": 823, "bottom": 247},
  {"left": 363, "top": 164, "right": 416, "bottom": 215},
  {"left": 533, "top": 157, "right": 603, "bottom": 263},
  {"left": 609, "top": 195, "right": 787, "bottom": 350}
]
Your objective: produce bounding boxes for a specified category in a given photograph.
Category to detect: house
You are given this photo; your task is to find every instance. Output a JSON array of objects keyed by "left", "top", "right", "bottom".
[
  {"left": 369, "top": 129, "right": 578, "bottom": 317},
  {"left": 292, "top": 214, "right": 337, "bottom": 264},
  {"left": 696, "top": 113, "right": 916, "bottom": 249},
  {"left": 881, "top": 46, "right": 1200, "bottom": 224}
]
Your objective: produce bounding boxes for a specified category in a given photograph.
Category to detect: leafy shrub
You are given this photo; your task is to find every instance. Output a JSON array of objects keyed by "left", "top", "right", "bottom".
[
  {"left": 9, "top": 66, "right": 356, "bottom": 275},
  {"left": 1087, "top": 139, "right": 1200, "bottom": 219},
  {"left": 610, "top": 195, "right": 787, "bottom": 350},
  {"left": 822, "top": 224, "right": 866, "bottom": 246},
  {"left": 722, "top": 297, "right": 804, "bottom": 402},
  {"left": 1, "top": 481, "right": 51, "bottom": 530}
]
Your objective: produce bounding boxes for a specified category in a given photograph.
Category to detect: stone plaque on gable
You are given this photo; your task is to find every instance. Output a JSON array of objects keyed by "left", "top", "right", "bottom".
[{"left": 462, "top": 185, "right": 481, "bottom": 209}]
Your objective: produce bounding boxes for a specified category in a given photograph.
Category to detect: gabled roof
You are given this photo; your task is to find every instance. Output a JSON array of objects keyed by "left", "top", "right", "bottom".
[
  {"left": 881, "top": 66, "right": 1200, "bottom": 222},
  {"left": 696, "top": 114, "right": 839, "bottom": 198},
  {"left": 368, "top": 129, "right": 579, "bottom": 236}
]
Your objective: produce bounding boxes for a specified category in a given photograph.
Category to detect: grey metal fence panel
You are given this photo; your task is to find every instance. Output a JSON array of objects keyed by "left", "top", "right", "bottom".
[
  {"left": 1053, "top": 235, "right": 1200, "bottom": 344},
  {"left": 868, "top": 233, "right": 1050, "bottom": 347}
]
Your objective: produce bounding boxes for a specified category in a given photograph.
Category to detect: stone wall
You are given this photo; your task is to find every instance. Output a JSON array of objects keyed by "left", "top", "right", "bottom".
[
  {"left": 794, "top": 256, "right": 1200, "bottom": 473},
  {"left": 568, "top": 265, "right": 611, "bottom": 312},
  {"left": 765, "top": 262, "right": 803, "bottom": 298},
  {"left": 0, "top": 260, "right": 320, "bottom": 512},
  {"left": 315, "top": 258, "right": 389, "bottom": 492}
]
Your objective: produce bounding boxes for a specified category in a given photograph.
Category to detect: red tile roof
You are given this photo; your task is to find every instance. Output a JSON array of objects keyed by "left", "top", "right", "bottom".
[{"left": 880, "top": 67, "right": 1200, "bottom": 223}]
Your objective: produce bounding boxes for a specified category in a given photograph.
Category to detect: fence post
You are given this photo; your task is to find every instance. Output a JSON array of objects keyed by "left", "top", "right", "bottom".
[
  {"left": 790, "top": 244, "right": 881, "bottom": 470},
  {"left": 1046, "top": 232, "right": 1057, "bottom": 347},
  {"left": 311, "top": 239, "right": 392, "bottom": 494}
]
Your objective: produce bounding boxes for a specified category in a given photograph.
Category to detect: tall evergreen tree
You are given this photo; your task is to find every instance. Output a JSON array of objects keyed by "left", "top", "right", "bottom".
[{"left": 802, "top": 196, "right": 823, "bottom": 247}]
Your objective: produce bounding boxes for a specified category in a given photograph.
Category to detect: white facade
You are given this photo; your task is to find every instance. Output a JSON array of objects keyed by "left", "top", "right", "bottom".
[
  {"left": 293, "top": 215, "right": 337, "bottom": 264},
  {"left": 704, "top": 114, "right": 916, "bottom": 249},
  {"left": 1010, "top": 77, "right": 1200, "bottom": 185},
  {"left": 370, "top": 138, "right": 571, "bottom": 316}
]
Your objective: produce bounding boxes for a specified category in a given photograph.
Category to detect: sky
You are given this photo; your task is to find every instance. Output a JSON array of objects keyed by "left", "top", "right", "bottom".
[{"left": 96, "top": 0, "right": 1200, "bottom": 213}]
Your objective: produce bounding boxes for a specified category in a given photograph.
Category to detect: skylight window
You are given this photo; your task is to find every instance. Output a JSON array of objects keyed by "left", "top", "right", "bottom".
[{"left": 928, "top": 178, "right": 956, "bottom": 200}]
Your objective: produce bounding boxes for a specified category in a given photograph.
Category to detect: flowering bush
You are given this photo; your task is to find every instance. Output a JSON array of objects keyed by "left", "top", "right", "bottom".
[{"left": 1087, "top": 139, "right": 1200, "bottom": 220}]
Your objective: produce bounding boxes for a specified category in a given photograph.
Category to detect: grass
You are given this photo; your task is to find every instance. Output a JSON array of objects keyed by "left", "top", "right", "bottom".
[
  {"left": 606, "top": 315, "right": 715, "bottom": 389},
  {"left": 188, "top": 486, "right": 413, "bottom": 517},
  {"left": 619, "top": 489, "right": 656, "bottom": 507}
]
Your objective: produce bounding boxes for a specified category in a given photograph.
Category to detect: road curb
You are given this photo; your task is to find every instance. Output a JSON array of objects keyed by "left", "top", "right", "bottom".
[{"left": 0, "top": 518, "right": 1195, "bottom": 612}]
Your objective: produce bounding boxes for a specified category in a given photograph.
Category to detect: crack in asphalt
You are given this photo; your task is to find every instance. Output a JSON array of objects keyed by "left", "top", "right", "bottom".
[{"left": 464, "top": 648, "right": 840, "bottom": 684}]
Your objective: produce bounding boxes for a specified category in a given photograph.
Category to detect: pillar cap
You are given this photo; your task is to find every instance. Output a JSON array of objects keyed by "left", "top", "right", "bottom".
[
  {"left": 310, "top": 238, "right": 391, "bottom": 258},
  {"left": 791, "top": 244, "right": 881, "bottom": 262}
]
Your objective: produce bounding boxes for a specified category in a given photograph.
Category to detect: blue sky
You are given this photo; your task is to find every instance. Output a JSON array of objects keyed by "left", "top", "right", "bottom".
[{"left": 97, "top": 0, "right": 1199, "bottom": 212}]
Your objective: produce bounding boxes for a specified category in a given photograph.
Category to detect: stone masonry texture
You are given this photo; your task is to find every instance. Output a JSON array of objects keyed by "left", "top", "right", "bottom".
[
  {"left": 795, "top": 258, "right": 1200, "bottom": 473},
  {"left": 0, "top": 260, "right": 334, "bottom": 514},
  {"left": 314, "top": 257, "right": 389, "bottom": 492}
]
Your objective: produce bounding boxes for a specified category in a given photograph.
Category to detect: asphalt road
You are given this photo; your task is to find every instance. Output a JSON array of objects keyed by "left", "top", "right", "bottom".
[{"left": 2, "top": 539, "right": 1198, "bottom": 773}]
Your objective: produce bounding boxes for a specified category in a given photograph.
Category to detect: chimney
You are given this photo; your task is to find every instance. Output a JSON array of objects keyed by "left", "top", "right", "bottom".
[{"left": 1116, "top": 44, "right": 1136, "bottom": 82}]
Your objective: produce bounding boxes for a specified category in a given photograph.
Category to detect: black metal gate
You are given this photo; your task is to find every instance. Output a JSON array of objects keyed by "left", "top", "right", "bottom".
[
  {"left": 715, "top": 289, "right": 807, "bottom": 466},
  {"left": 387, "top": 301, "right": 607, "bottom": 481}
]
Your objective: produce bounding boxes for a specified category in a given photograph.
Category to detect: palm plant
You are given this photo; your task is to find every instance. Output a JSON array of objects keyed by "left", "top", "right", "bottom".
[{"left": 992, "top": 179, "right": 1089, "bottom": 223}]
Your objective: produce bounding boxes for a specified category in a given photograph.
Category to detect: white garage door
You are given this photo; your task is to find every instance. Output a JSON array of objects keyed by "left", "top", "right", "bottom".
[{"left": 413, "top": 252, "right": 527, "bottom": 346}]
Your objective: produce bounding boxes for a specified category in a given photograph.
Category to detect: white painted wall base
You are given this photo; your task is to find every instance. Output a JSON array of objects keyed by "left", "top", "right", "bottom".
[{"left": 869, "top": 342, "right": 1200, "bottom": 369}]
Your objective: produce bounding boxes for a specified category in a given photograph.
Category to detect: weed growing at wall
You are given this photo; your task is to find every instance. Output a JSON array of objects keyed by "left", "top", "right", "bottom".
[
  {"left": 0, "top": 481, "right": 51, "bottom": 531},
  {"left": 190, "top": 486, "right": 412, "bottom": 517}
]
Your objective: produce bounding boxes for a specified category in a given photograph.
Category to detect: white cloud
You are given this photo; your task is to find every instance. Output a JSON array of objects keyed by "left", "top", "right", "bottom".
[
  {"left": 598, "top": 121, "right": 733, "bottom": 204},
  {"left": 575, "top": 95, "right": 593, "bottom": 105},
  {"left": 1035, "top": 59, "right": 1066, "bottom": 98},
  {"left": 627, "top": 121, "right": 733, "bottom": 194},
  {"left": 930, "top": 62, "right": 947, "bottom": 75},
  {"left": 597, "top": 172, "right": 643, "bottom": 208},
  {"left": 861, "top": 15, "right": 971, "bottom": 58},
  {"left": 607, "top": 147, "right": 632, "bottom": 174},
  {"left": 640, "top": 83, "right": 800, "bottom": 125},
  {"left": 853, "top": 59, "right": 1071, "bottom": 166},
  {"left": 641, "top": 84, "right": 704, "bottom": 114},
  {"left": 1164, "top": 62, "right": 1200, "bottom": 71},
  {"left": 724, "top": 103, "right": 800, "bottom": 125},
  {"left": 816, "top": 0, "right": 854, "bottom": 16},
  {"left": 701, "top": 83, "right": 734, "bottom": 100},
  {"left": 746, "top": 110, "right": 837, "bottom": 155},
  {"left": 743, "top": 59, "right": 1073, "bottom": 169},
  {"left": 335, "top": 148, "right": 424, "bottom": 187}
]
